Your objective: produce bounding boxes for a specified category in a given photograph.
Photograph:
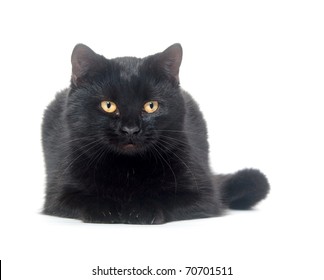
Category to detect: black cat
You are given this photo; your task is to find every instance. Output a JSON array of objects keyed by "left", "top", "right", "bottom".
[{"left": 42, "top": 43, "right": 269, "bottom": 224}]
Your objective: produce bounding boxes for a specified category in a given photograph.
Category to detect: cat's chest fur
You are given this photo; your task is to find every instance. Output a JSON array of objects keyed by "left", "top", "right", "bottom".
[{"left": 68, "top": 149, "right": 189, "bottom": 198}]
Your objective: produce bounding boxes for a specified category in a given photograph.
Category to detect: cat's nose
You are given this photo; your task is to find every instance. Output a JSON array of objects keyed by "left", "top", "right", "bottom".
[{"left": 120, "top": 126, "right": 141, "bottom": 135}]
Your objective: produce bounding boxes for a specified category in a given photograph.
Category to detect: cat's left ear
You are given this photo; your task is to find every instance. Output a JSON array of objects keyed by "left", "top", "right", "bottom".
[
  {"left": 159, "top": 43, "right": 183, "bottom": 83},
  {"left": 71, "top": 44, "right": 106, "bottom": 86}
]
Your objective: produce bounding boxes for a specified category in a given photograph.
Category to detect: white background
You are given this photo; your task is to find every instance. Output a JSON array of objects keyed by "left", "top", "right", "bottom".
[{"left": 0, "top": 0, "right": 323, "bottom": 279}]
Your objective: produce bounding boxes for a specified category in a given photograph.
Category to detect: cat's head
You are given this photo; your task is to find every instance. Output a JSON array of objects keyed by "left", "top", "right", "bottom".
[{"left": 66, "top": 43, "right": 185, "bottom": 155}]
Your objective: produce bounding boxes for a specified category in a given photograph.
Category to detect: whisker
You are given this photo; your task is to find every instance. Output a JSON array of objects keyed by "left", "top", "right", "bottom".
[
  {"left": 49, "top": 134, "right": 100, "bottom": 148},
  {"left": 60, "top": 137, "right": 104, "bottom": 166},
  {"left": 151, "top": 144, "right": 178, "bottom": 194},
  {"left": 55, "top": 139, "right": 105, "bottom": 185},
  {"left": 159, "top": 135, "right": 208, "bottom": 154},
  {"left": 157, "top": 139, "right": 199, "bottom": 193},
  {"left": 155, "top": 129, "right": 204, "bottom": 136},
  {"left": 86, "top": 144, "right": 107, "bottom": 170}
]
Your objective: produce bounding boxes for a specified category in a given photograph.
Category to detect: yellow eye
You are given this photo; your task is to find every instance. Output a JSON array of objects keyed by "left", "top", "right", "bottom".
[
  {"left": 143, "top": 101, "right": 159, "bottom": 113},
  {"left": 100, "top": 101, "right": 117, "bottom": 113}
]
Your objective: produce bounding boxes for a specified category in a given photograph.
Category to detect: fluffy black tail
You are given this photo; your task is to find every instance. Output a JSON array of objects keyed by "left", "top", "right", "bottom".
[{"left": 214, "top": 169, "right": 270, "bottom": 210}]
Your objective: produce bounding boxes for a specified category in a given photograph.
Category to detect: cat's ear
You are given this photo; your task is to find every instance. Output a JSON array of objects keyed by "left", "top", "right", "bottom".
[
  {"left": 158, "top": 43, "right": 183, "bottom": 83},
  {"left": 71, "top": 44, "right": 106, "bottom": 86}
]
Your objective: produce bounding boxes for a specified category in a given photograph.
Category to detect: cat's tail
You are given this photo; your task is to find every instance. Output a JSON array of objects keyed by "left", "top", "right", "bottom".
[{"left": 213, "top": 169, "right": 270, "bottom": 210}]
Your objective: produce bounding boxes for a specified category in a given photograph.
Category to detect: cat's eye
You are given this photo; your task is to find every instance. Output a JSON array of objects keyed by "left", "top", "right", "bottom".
[
  {"left": 143, "top": 101, "right": 159, "bottom": 113},
  {"left": 101, "top": 101, "right": 117, "bottom": 113}
]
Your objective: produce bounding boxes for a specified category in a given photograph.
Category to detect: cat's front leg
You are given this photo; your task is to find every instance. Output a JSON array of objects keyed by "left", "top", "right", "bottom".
[
  {"left": 80, "top": 198, "right": 121, "bottom": 223},
  {"left": 123, "top": 199, "right": 166, "bottom": 225},
  {"left": 46, "top": 189, "right": 122, "bottom": 223}
]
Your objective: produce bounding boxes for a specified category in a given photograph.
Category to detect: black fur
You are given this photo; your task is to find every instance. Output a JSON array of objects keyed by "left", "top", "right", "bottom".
[{"left": 42, "top": 43, "right": 269, "bottom": 224}]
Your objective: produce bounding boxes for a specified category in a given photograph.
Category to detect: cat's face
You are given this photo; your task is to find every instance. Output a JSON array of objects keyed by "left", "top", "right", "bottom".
[{"left": 67, "top": 44, "right": 185, "bottom": 155}]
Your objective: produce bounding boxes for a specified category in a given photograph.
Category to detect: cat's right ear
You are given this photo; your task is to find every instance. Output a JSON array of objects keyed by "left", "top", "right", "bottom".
[
  {"left": 158, "top": 43, "right": 183, "bottom": 84},
  {"left": 71, "top": 44, "right": 106, "bottom": 86}
]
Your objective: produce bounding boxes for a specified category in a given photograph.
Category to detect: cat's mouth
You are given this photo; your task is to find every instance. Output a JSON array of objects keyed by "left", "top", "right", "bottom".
[
  {"left": 119, "top": 140, "right": 141, "bottom": 154},
  {"left": 123, "top": 143, "right": 136, "bottom": 149},
  {"left": 112, "top": 136, "right": 150, "bottom": 155}
]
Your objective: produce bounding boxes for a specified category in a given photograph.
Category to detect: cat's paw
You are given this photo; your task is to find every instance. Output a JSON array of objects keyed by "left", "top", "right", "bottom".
[
  {"left": 81, "top": 203, "right": 121, "bottom": 224},
  {"left": 81, "top": 210, "right": 120, "bottom": 223},
  {"left": 124, "top": 203, "right": 166, "bottom": 225}
]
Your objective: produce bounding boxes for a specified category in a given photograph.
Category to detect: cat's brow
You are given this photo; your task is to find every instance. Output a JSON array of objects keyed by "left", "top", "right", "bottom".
[{"left": 115, "top": 58, "right": 141, "bottom": 82}]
